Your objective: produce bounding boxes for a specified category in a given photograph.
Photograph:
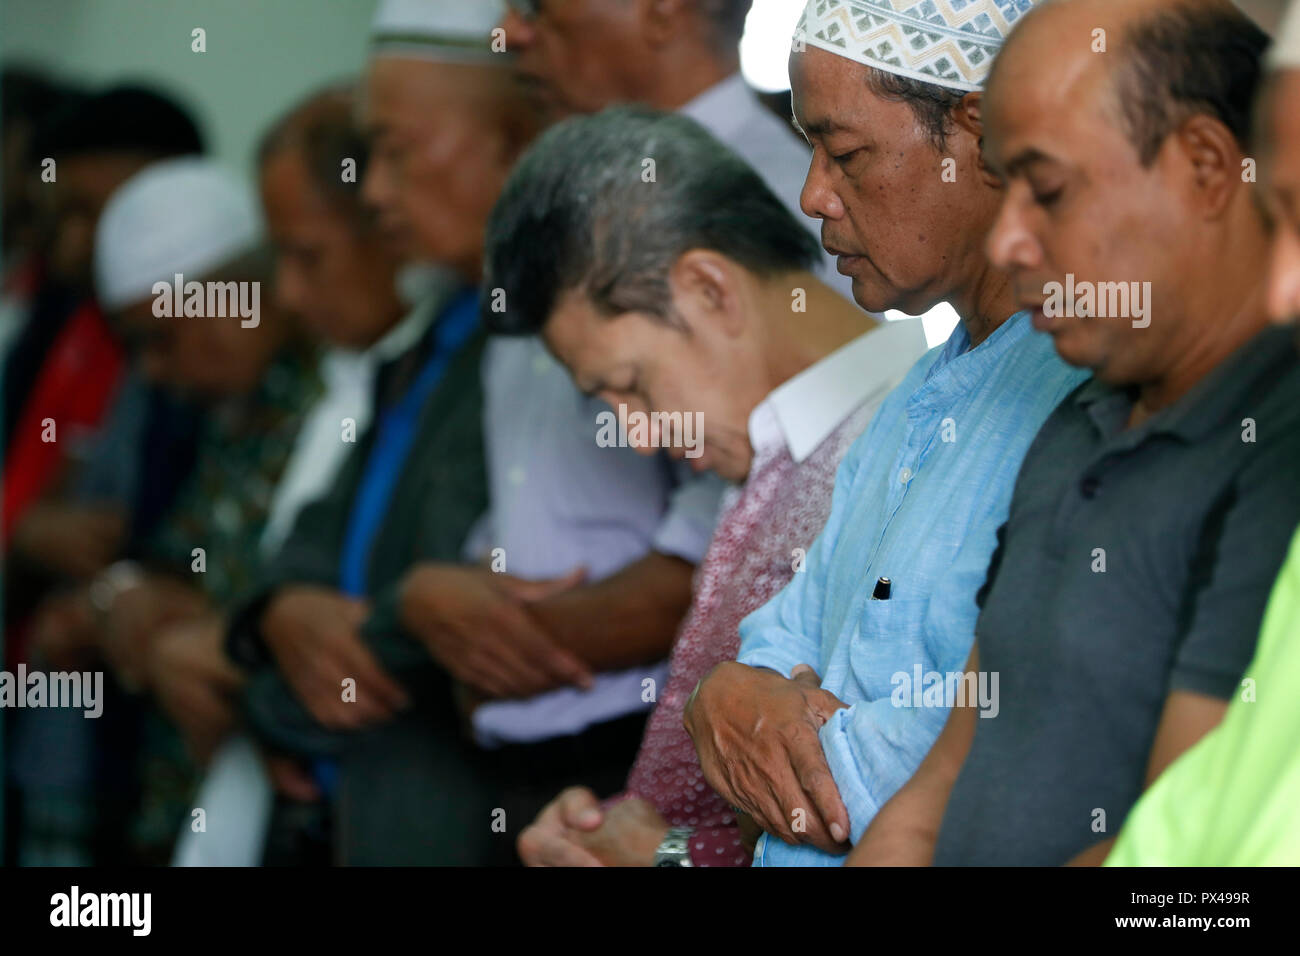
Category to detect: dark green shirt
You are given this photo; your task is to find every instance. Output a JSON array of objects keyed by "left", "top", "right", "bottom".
[{"left": 936, "top": 325, "right": 1300, "bottom": 866}]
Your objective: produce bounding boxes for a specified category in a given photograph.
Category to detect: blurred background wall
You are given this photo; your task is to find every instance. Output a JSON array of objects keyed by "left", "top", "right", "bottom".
[
  {"left": 0, "top": 0, "right": 822, "bottom": 173},
  {"left": 1, "top": 0, "right": 376, "bottom": 173}
]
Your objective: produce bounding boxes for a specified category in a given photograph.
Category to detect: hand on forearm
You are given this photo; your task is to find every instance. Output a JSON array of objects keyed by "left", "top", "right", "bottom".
[
  {"left": 684, "top": 660, "right": 851, "bottom": 854},
  {"left": 147, "top": 614, "right": 244, "bottom": 764},
  {"left": 525, "top": 551, "right": 695, "bottom": 670},
  {"left": 100, "top": 575, "right": 209, "bottom": 691},
  {"left": 262, "top": 585, "right": 407, "bottom": 729},
  {"left": 399, "top": 563, "right": 592, "bottom": 698}
]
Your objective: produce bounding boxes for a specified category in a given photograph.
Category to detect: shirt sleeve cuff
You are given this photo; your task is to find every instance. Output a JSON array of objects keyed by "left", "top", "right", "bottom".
[
  {"left": 1168, "top": 664, "right": 1242, "bottom": 701},
  {"left": 736, "top": 647, "right": 801, "bottom": 679}
]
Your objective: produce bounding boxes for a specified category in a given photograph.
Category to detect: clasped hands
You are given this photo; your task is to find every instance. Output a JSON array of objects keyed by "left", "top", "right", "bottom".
[
  {"left": 260, "top": 564, "right": 592, "bottom": 732},
  {"left": 517, "top": 660, "right": 851, "bottom": 866}
]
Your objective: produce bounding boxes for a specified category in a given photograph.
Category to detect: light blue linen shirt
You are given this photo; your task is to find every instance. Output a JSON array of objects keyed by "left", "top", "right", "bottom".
[{"left": 737, "top": 310, "right": 1087, "bottom": 866}]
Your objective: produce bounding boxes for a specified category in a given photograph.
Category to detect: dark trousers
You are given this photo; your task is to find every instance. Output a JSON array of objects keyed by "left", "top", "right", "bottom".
[
  {"left": 476, "top": 710, "right": 650, "bottom": 867},
  {"left": 331, "top": 697, "right": 647, "bottom": 867}
]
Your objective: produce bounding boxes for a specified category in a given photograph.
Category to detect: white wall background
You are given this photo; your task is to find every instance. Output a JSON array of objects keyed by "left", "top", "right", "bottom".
[
  {"left": 1, "top": 0, "right": 958, "bottom": 343},
  {"left": 1, "top": 0, "right": 378, "bottom": 174}
]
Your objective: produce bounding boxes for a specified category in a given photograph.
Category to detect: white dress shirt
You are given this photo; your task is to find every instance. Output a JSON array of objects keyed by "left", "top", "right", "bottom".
[
  {"left": 258, "top": 299, "right": 438, "bottom": 557},
  {"left": 749, "top": 316, "right": 930, "bottom": 468}
]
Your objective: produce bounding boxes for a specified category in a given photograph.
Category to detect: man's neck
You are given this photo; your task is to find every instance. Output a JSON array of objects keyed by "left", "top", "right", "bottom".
[
  {"left": 759, "top": 272, "right": 879, "bottom": 389},
  {"left": 949, "top": 259, "right": 1020, "bottom": 349},
  {"left": 1129, "top": 282, "right": 1270, "bottom": 429},
  {"left": 639, "top": 47, "right": 738, "bottom": 111},
  {"left": 1127, "top": 219, "right": 1274, "bottom": 427}
]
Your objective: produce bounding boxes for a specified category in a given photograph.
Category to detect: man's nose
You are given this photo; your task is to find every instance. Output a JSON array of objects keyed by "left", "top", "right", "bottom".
[
  {"left": 500, "top": 8, "right": 536, "bottom": 51},
  {"left": 986, "top": 188, "right": 1042, "bottom": 274},
  {"left": 800, "top": 152, "right": 844, "bottom": 222}
]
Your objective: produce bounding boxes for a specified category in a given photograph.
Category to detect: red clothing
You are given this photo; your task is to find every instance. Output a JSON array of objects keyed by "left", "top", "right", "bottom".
[
  {"left": 615, "top": 395, "right": 877, "bottom": 866},
  {"left": 2, "top": 300, "right": 123, "bottom": 542}
]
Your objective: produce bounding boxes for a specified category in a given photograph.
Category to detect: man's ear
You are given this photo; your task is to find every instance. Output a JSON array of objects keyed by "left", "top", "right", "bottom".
[
  {"left": 949, "top": 92, "right": 999, "bottom": 188},
  {"left": 668, "top": 250, "right": 745, "bottom": 337},
  {"left": 1170, "top": 113, "right": 1242, "bottom": 220}
]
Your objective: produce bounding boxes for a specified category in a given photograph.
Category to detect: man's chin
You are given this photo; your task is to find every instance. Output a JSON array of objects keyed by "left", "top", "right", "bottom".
[
  {"left": 1047, "top": 330, "right": 1106, "bottom": 373},
  {"left": 854, "top": 284, "right": 936, "bottom": 319},
  {"left": 848, "top": 279, "right": 897, "bottom": 316}
]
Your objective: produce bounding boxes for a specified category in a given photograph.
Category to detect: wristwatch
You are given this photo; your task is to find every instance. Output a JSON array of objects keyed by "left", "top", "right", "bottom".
[
  {"left": 88, "top": 560, "right": 144, "bottom": 621},
  {"left": 653, "top": 826, "right": 695, "bottom": 867}
]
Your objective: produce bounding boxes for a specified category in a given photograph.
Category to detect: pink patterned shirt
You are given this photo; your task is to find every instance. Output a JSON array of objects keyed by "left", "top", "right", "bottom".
[{"left": 616, "top": 320, "right": 929, "bottom": 865}]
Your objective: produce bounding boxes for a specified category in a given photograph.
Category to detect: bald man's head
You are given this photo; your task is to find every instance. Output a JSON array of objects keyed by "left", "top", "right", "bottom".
[
  {"left": 989, "top": 0, "right": 1267, "bottom": 167},
  {"left": 983, "top": 0, "right": 1272, "bottom": 386}
]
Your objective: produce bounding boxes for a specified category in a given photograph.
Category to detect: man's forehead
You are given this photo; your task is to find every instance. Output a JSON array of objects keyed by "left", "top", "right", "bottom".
[
  {"left": 791, "top": 111, "right": 854, "bottom": 139},
  {"left": 546, "top": 291, "right": 602, "bottom": 355},
  {"left": 790, "top": 78, "right": 881, "bottom": 140},
  {"left": 789, "top": 46, "right": 866, "bottom": 118},
  {"left": 985, "top": 102, "right": 1097, "bottom": 177},
  {"left": 986, "top": 35, "right": 1113, "bottom": 166}
]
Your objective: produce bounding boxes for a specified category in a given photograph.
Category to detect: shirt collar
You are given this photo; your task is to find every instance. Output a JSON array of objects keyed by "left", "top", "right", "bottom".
[
  {"left": 748, "top": 317, "right": 928, "bottom": 464},
  {"left": 1074, "top": 324, "right": 1298, "bottom": 444},
  {"left": 908, "top": 309, "right": 1032, "bottom": 415},
  {"left": 679, "top": 73, "right": 754, "bottom": 142},
  {"left": 369, "top": 281, "right": 465, "bottom": 364}
]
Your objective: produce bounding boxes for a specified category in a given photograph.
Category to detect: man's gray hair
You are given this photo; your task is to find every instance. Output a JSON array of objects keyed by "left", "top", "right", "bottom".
[{"left": 482, "top": 105, "right": 821, "bottom": 334}]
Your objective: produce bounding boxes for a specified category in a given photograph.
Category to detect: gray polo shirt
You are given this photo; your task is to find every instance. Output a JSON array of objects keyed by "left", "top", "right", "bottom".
[{"left": 934, "top": 325, "right": 1300, "bottom": 866}]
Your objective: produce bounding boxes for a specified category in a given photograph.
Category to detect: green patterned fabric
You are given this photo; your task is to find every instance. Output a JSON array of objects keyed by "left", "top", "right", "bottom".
[
  {"left": 131, "top": 344, "right": 322, "bottom": 861},
  {"left": 148, "top": 346, "right": 323, "bottom": 606}
]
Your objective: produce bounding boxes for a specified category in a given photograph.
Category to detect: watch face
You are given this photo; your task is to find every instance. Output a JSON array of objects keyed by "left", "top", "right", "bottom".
[{"left": 655, "top": 828, "right": 694, "bottom": 866}]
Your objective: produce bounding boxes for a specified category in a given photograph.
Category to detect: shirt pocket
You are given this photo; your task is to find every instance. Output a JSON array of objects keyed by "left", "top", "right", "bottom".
[{"left": 845, "top": 594, "right": 938, "bottom": 703}]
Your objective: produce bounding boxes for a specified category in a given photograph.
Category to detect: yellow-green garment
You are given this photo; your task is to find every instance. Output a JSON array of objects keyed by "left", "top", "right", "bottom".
[{"left": 1107, "top": 526, "right": 1300, "bottom": 866}]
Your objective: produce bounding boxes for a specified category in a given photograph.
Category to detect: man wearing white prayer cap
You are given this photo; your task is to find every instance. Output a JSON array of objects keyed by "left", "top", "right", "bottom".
[
  {"left": 1100, "top": 0, "right": 1300, "bottom": 866},
  {"left": 81, "top": 156, "right": 325, "bottom": 864},
  {"left": 229, "top": 0, "right": 728, "bottom": 866},
  {"left": 362, "top": 0, "right": 534, "bottom": 276},
  {"left": 94, "top": 156, "right": 281, "bottom": 396},
  {"left": 499, "top": 0, "right": 855, "bottom": 301},
  {"left": 95, "top": 157, "right": 258, "bottom": 308},
  {"left": 684, "top": 0, "right": 1090, "bottom": 867}
]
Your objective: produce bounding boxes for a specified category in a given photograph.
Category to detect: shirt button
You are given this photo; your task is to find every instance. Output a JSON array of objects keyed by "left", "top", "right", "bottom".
[
  {"left": 898, "top": 467, "right": 913, "bottom": 485},
  {"left": 508, "top": 465, "right": 527, "bottom": 486},
  {"left": 532, "top": 352, "right": 551, "bottom": 375},
  {"left": 1080, "top": 475, "right": 1101, "bottom": 499}
]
